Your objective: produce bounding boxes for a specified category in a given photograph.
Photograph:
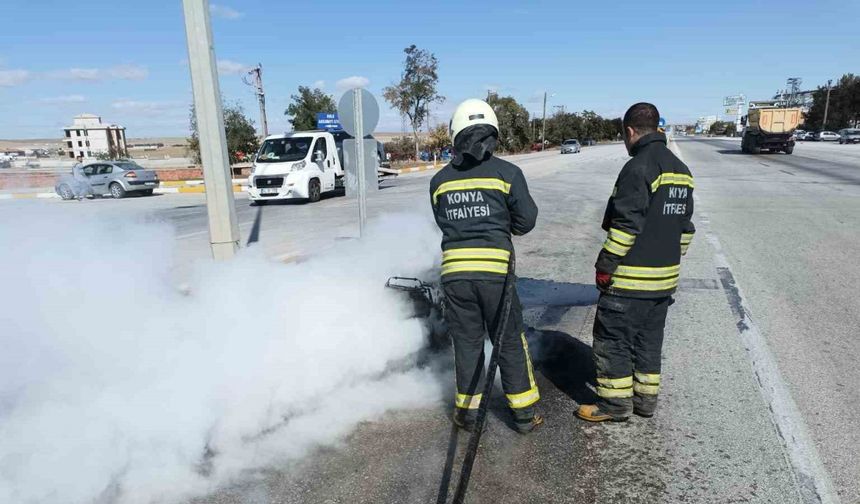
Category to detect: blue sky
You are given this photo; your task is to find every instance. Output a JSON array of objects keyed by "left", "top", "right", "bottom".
[{"left": 1, "top": 0, "right": 856, "bottom": 139}]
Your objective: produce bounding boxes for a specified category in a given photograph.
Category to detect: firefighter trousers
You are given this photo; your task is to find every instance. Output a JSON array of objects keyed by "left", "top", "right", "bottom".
[
  {"left": 592, "top": 293, "right": 672, "bottom": 417},
  {"left": 442, "top": 279, "right": 540, "bottom": 421}
]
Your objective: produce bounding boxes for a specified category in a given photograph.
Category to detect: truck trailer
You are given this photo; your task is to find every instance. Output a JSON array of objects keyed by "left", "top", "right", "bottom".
[{"left": 741, "top": 107, "right": 801, "bottom": 154}]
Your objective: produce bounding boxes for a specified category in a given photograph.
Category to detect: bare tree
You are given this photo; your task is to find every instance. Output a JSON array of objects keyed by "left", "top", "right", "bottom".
[{"left": 383, "top": 45, "right": 445, "bottom": 160}]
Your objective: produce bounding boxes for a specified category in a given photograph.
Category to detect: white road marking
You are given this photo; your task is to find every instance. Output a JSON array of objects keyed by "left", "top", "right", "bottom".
[{"left": 673, "top": 139, "right": 840, "bottom": 504}]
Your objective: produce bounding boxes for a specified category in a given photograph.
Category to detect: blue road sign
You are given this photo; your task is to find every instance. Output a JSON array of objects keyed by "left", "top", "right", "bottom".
[
  {"left": 316, "top": 113, "right": 342, "bottom": 131},
  {"left": 658, "top": 117, "right": 666, "bottom": 128}
]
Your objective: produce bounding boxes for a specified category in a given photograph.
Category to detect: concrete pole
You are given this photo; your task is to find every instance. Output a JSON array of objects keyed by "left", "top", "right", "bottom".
[
  {"left": 541, "top": 92, "right": 547, "bottom": 151},
  {"left": 182, "top": 0, "right": 240, "bottom": 260},
  {"left": 253, "top": 64, "right": 269, "bottom": 138},
  {"left": 822, "top": 80, "right": 832, "bottom": 129}
]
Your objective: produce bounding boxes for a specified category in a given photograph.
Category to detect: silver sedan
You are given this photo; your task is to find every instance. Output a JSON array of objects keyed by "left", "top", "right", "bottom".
[
  {"left": 55, "top": 160, "right": 160, "bottom": 200},
  {"left": 560, "top": 139, "right": 581, "bottom": 154}
]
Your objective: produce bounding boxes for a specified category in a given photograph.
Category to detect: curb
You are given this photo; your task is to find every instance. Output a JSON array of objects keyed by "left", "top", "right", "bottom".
[
  {"left": 1, "top": 185, "right": 248, "bottom": 199},
  {"left": 156, "top": 185, "right": 246, "bottom": 194},
  {"left": 0, "top": 192, "right": 60, "bottom": 200},
  {"left": 396, "top": 164, "right": 442, "bottom": 174}
]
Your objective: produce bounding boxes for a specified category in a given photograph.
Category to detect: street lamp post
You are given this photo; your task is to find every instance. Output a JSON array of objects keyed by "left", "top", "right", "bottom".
[{"left": 541, "top": 92, "right": 547, "bottom": 151}]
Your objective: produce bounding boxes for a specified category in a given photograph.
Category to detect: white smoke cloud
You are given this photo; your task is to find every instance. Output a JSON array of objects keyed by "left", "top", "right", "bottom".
[
  {"left": 217, "top": 59, "right": 252, "bottom": 75},
  {"left": 210, "top": 4, "right": 243, "bottom": 19},
  {"left": 39, "top": 95, "right": 87, "bottom": 104},
  {"left": 0, "top": 69, "right": 30, "bottom": 87},
  {"left": 46, "top": 65, "right": 148, "bottom": 81},
  {"left": 0, "top": 205, "right": 445, "bottom": 504}
]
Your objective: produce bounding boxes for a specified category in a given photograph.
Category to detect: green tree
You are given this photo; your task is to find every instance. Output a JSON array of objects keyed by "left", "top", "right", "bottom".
[
  {"left": 545, "top": 111, "right": 621, "bottom": 144},
  {"left": 285, "top": 86, "right": 337, "bottom": 131},
  {"left": 426, "top": 124, "right": 451, "bottom": 151},
  {"left": 383, "top": 136, "right": 417, "bottom": 162},
  {"left": 804, "top": 74, "right": 860, "bottom": 130},
  {"left": 546, "top": 112, "right": 582, "bottom": 144},
  {"left": 187, "top": 102, "right": 260, "bottom": 165},
  {"left": 725, "top": 121, "right": 737, "bottom": 136},
  {"left": 487, "top": 94, "right": 531, "bottom": 153},
  {"left": 383, "top": 45, "right": 445, "bottom": 160},
  {"left": 709, "top": 121, "right": 735, "bottom": 136}
]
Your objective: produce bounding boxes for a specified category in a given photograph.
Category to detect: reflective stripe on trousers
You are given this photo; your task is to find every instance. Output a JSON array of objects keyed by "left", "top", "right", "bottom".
[
  {"left": 597, "top": 376, "right": 634, "bottom": 398},
  {"left": 633, "top": 371, "right": 661, "bottom": 395}
]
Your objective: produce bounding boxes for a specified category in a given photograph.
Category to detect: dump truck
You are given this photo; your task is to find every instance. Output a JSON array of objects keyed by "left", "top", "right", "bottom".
[{"left": 741, "top": 107, "right": 802, "bottom": 154}]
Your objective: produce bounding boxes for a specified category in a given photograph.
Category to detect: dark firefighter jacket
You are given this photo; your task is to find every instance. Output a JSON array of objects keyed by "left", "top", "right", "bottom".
[
  {"left": 430, "top": 125, "right": 538, "bottom": 283},
  {"left": 596, "top": 132, "right": 695, "bottom": 298}
]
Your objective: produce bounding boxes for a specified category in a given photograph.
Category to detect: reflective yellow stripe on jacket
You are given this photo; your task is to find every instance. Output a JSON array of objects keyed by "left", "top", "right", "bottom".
[
  {"left": 650, "top": 173, "right": 694, "bottom": 193},
  {"left": 441, "top": 247, "right": 510, "bottom": 276},
  {"left": 602, "top": 227, "right": 636, "bottom": 257},
  {"left": 432, "top": 177, "right": 512, "bottom": 204},
  {"left": 612, "top": 264, "right": 680, "bottom": 292},
  {"left": 681, "top": 232, "right": 694, "bottom": 255}
]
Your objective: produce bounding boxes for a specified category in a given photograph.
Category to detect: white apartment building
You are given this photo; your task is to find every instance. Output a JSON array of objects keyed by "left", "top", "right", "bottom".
[{"left": 63, "top": 114, "right": 128, "bottom": 159}]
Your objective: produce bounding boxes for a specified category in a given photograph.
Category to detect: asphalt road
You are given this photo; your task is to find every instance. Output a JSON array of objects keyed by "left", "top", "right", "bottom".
[
  {"left": 675, "top": 137, "right": 860, "bottom": 504},
  {"left": 8, "top": 140, "right": 859, "bottom": 503}
]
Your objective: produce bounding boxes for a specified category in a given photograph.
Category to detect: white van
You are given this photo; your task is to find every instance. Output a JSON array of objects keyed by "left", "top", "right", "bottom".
[{"left": 248, "top": 131, "right": 342, "bottom": 204}]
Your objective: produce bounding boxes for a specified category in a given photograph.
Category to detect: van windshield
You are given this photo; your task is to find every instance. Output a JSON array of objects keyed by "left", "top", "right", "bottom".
[{"left": 256, "top": 137, "right": 313, "bottom": 163}]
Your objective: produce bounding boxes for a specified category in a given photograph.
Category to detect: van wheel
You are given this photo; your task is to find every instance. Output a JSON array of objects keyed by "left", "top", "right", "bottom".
[
  {"left": 307, "top": 179, "right": 321, "bottom": 203},
  {"left": 110, "top": 183, "right": 126, "bottom": 199}
]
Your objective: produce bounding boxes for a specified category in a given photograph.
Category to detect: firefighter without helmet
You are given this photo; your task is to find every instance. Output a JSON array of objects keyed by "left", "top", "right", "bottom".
[{"left": 449, "top": 99, "right": 499, "bottom": 143}]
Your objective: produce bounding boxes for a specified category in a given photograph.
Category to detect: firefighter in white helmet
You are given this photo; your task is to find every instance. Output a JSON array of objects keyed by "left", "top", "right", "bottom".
[{"left": 429, "top": 99, "right": 542, "bottom": 433}]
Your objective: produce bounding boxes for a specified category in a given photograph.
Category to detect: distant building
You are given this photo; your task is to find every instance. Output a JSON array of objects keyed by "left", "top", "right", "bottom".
[
  {"left": 696, "top": 115, "right": 718, "bottom": 134},
  {"left": 62, "top": 114, "right": 128, "bottom": 159}
]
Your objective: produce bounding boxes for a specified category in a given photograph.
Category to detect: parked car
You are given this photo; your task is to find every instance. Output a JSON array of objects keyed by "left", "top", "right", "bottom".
[
  {"left": 581, "top": 138, "right": 597, "bottom": 146},
  {"left": 560, "top": 139, "right": 581, "bottom": 154},
  {"left": 815, "top": 131, "right": 840, "bottom": 142},
  {"left": 838, "top": 128, "right": 860, "bottom": 144},
  {"left": 55, "top": 160, "right": 159, "bottom": 200},
  {"left": 796, "top": 131, "right": 814, "bottom": 141}
]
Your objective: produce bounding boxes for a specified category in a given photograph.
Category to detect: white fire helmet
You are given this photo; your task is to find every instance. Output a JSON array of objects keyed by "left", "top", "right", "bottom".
[{"left": 449, "top": 99, "right": 499, "bottom": 143}]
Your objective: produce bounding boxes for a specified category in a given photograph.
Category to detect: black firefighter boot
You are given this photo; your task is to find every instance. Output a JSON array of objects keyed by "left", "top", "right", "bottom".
[{"left": 512, "top": 406, "right": 544, "bottom": 434}]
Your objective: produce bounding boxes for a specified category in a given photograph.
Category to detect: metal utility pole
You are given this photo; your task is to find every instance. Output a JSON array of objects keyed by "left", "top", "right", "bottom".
[
  {"left": 353, "top": 89, "right": 368, "bottom": 236},
  {"left": 786, "top": 77, "right": 802, "bottom": 108},
  {"left": 823, "top": 79, "right": 832, "bottom": 128},
  {"left": 541, "top": 92, "right": 547, "bottom": 151},
  {"left": 243, "top": 64, "right": 269, "bottom": 138},
  {"left": 182, "top": 0, "right": 240, "bottom": 260},
  {"left": 553, "top": 104, "right": 565, "bottom": 116}
]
